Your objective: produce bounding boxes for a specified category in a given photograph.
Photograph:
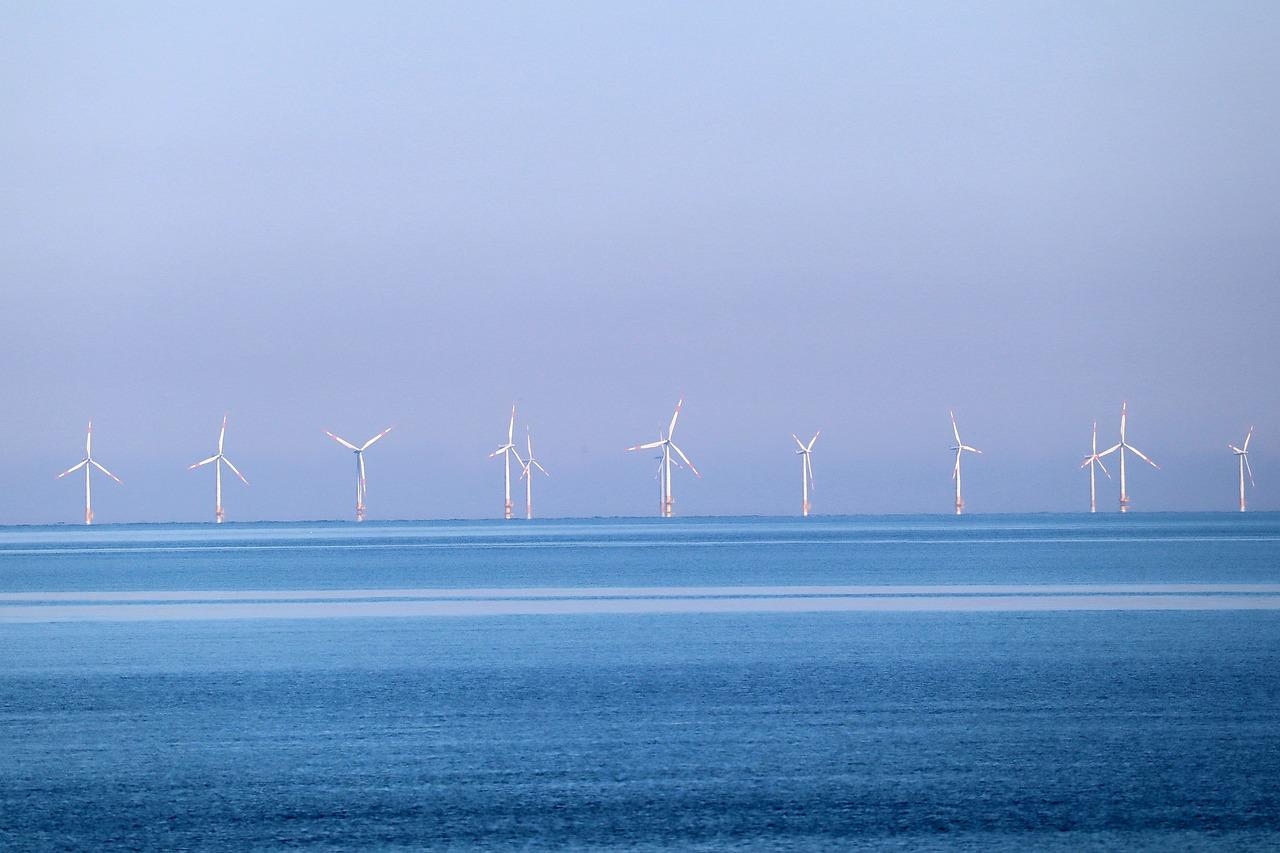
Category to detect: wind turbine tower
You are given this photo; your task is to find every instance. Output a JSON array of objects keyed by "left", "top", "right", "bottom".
[
  {"left": 1097, "top": 401, "right": 1159, "bottom": 513},
  {"left": 626, "top": 399, "right": 700, "bottom": 517},
  {"left": 949, "top": 411, "right": 982, "bottom": 515},
  {"left": 1079, "top": 421, "right": 1111, "bottom": 513},
  {"left": 189, "top": 415, "right": 249, "bottom": 523},
  {"left": 56, "top": 420, "right": 121, "bottom": 525},
  {"left": 1229, "top": 427, "right": 1255, "bottom": 512},
  {"left": 519, "top": 428, "right": 550, "bottom": 519},
  {"left": 792, "top": 431, "right": 820, "bottom": 516},
  {"left": 325, "top": 426, "right": 394, "bottom": 521},
  {"left": 489, "top": 404, "right": 525, "bottom": 520}
]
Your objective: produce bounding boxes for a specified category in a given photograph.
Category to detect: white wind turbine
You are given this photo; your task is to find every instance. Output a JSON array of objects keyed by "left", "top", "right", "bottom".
[
  {"left": 1079, "top": 421, "right": 1111, "bottom": 513},
  {"left": 792, "top": 431, "right": 820, "bottom": 517},
  {"left": 626, "top": 398, "right": 700, "bottom": 517},
  {"left": 949, "top": 410, "right": 982, "bottom": 515},
  {"left": 325, "top": 426, "right": 394, "bottom": 521},
  {"left": 489, "top": 404, "right": 525, "bottom": 520},
  {"left": 518, "top": 428, "right": 550, "bottom": 520},
  {"left": 1097, "top": 401, "right": 1159, "bottom": 512},
  {"left": 189, "top": 415, "right": 249, "bottom": 523},
  {"left": 1228, "top": 426, "right": 1255, "bottom": 512},
  {"left": 56, "top": 420, "right": 121, "bottom": 525}
]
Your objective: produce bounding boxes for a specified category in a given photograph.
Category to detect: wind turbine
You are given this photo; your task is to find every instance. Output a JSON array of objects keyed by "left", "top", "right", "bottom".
[
  {"left": 1229, "top": 426, "right": 1255, "bottom": 512},
  {"left": 792, "top": 431, "right": 820, "bottom": 516},
  {"left": 626, "top": 398, "right": 700, "bottom": 517},
  {"left": 518, "top": 428, "right": 550, "bottom": 519},
  {"left": 56, "top": 420, "right": 121, "bottom": 525},
  {"left": 1097, "top": 401, "right": 1159, "bottom": 512},
  {"left": 949, "top": 410, "right": 982, "bottom": 515},
  {"left": 188, "top": 414, "right": 248, "bottom": 522},
  {"left": 325, "top": 426, "right": 394, "bottom": 521},
  {"left": 1079, "top": 421, "right": 1111, "bottom": 513},
  {"left": 489, "top": 404, "right": 525, "bottom": 520},
  {"left": 186, "top": 409, "right": 249, "bottom": 517}
]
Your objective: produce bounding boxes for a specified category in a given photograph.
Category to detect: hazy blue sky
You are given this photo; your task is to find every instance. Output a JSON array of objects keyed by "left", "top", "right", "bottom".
[{"left": 3, "top": 2, "right": 1277, "bottom": 522}]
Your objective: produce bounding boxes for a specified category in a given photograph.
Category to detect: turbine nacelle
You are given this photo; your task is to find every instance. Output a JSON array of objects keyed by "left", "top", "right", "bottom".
[
  {"left": 1229, "top": 427, "right": 1253, "bottom": 459},
  {"left": 1080, "top": 454, "right": 1112, "bottom": 477},
  {"left": 518, "top": 430, "right": 550, "bottom": 482}
]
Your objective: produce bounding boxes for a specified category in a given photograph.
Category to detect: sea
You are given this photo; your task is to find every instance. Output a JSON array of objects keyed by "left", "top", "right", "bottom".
[{"left": 2, "top": 514, "right": 1278, "bottom": 851}]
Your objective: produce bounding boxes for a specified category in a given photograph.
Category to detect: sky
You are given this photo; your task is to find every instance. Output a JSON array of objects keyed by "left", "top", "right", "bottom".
[{"left": 2, "top": 2, "right": 1278, "bottom": 523}]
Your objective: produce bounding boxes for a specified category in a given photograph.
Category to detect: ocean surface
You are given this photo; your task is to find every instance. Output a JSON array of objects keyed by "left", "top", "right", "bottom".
[{"left": 2, "top": 514, "right": 1279, "bottom": 850}]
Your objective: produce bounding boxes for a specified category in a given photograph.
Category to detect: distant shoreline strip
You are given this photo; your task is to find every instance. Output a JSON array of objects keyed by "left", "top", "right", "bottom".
[
  {"left": 3, "top": 584, "right": 1280, "bottom": 622},
  {"left": 2, "top": 536, "right": 1279, "bottom": 556}
]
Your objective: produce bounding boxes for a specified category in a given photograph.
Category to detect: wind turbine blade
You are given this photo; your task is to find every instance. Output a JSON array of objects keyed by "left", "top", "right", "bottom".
[
  {"left": 626, "top": 441, "right": 664, "bottom": 451},
  {"left": 1079, "top": 457, "right": 1094, "bottom": 469},
  {"left": 668, "top": 399, "right": 683, "bottom": 438},
  {"left": 512, "top": 447, "right": 526, "bottom": 467},
  {"left": 1098, "top": 443, "right": 1121, "bottom": 458},
  {"left": 1126, "top": 444, "right": 1160, "bottom": 469},
  {"left": 1245, "top": 455, "right": 1256, "bottom": 487},
  {"left": 792, "top": 434, "right": 807, "bottom": 451},
  {"left": 1097, "top": 456, "right": 1111, "bottom": 478},
  {"left": 508, "top": 404, "right": 516, "bottom": 444},
  {"left": 91, "top": 460, "right": 122, "bottom": 484},
  {"left": 218, "top": 415, "right": 227, "bottom": 454},
  {"left": 326, "top": 431, "right": 359, "bottom": 451},
  {"left": 950, "top": 411, "right": 961, "bottom": 444},
  {"left": 518, "top": 461, "right": 530, "bottom": 481},
  {"left": 808, "top": 431, "right": 820, "bottom": 452},
  {"left": 534, "top": 460, "right": 550, "bottom": 477},
  {"left": 670, "top": 442, "right": 700, "bottom": 478},
  {"left": 1229, "top": 444, "right": 1243, "bottom": 454},
  {"left": 57, "top": 460, "right": 88, "bottom": 478},
  {"left": 488, "top": 445, "right": 510, "bottom": 459},
  {"left": 961, "top": 445, "right": 982, "bottom": 454},
  {"left": 361, "top": 426, "right": 394, "bottom": 451},
  {"left": 189, "top": 455, "right": 219, "bottom": 469},
  {"left": 1244, "top": 427, "right": 1253, "bottom": 452},
  {"left": 222, "top": 457, "right": 249, "bottom": 485},
  {"left": 86, "top": 421, "right": 92, "bottom": 457},
  {"left": 1120, "top": 400, "right": 1128, "bottom": 441}
]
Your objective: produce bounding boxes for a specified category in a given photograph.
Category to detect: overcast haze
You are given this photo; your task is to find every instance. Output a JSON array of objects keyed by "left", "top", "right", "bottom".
[{"left": 3, "top": 2, "right": 1278, "bottom": 523}]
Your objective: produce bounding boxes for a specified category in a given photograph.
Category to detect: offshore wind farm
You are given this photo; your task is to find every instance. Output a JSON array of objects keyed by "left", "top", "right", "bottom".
[
  {"left": 6, "top": 3, "right": 1280, "bottom": 851},
  {"left": 39, "top": 398, "right": 1261, "bottom": 524}
]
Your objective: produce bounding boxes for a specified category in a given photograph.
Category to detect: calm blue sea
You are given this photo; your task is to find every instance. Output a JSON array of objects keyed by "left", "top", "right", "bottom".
[{"left": 2, "top": 514, "right": 1279, "bottom": 850}]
